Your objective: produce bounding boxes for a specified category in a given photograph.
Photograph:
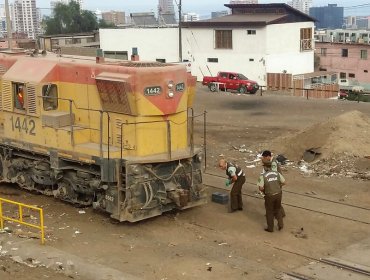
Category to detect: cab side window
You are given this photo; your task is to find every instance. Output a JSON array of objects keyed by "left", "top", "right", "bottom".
[
  {"left": 42, "top": 84, "right": 58, "bottom": 111},
  {"left": 13, "top": 83, "right": 26, "bottom": 111}
]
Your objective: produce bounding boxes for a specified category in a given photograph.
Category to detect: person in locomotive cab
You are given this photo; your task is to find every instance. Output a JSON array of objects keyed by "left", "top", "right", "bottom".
[
  {"left": 218, "top": 159, "right": 246, "bottom": 212},
  {"left": 257, "top": 161, "right": 285, "bottom": 232},
  {"left": 260, "top": 150, "right": 286, "bottom": 218},
  {"left": 17, "top": 85, "right": 25, "bottom": 109}
]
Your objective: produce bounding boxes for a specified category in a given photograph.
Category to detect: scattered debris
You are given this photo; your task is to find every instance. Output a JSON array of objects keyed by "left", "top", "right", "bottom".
[{"left": 292, "top": 227, "right": 308, "bottom": 239}]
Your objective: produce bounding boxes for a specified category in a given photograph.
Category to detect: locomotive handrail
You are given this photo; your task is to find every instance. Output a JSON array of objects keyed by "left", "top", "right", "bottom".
[{"left": 187, "top": 110, "right": 207, "bottom": 170}]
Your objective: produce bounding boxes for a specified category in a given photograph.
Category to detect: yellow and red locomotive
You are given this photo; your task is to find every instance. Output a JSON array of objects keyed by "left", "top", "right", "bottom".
[{"left": 0, "top": 51, "right": 206, "bottom": 222}]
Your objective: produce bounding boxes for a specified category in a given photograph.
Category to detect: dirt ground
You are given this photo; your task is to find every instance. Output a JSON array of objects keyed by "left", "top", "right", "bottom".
[{"left": 1, "top": 85, "right": 370, "bottom": 280}]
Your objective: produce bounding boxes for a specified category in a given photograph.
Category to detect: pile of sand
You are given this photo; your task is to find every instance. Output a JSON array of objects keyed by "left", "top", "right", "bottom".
[{"left": 272, "top": 110, "right": 370, "bottom": 161}]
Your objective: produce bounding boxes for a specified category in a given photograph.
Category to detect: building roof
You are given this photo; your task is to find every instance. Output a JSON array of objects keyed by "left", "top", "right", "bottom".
[
  {"left": 183, "top": 3, "right": 315, "bottom": 28},
  {"left": 130, "top": 12, "right": 158, "bottom": 26},
  {"left": 159, "top": 13, "right": 177, "bottom": 25},
  {"left": 39, "top": 32, "right": 97, "bottom": 39}
]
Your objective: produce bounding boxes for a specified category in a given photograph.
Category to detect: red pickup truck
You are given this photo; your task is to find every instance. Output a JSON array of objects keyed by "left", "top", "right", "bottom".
[{"left": 202, "top": 71, "right": 259, "bottom": 94}]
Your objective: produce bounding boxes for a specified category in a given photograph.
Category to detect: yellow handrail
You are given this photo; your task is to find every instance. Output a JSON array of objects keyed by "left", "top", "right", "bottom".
[{"left": 0, "top": 197, "right": 45, "bottom": 244}]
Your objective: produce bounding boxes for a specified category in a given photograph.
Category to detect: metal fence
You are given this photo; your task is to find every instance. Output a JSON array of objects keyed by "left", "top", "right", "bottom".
[{"left": 0, "top": 197, "right": 45, "bottom": 244}]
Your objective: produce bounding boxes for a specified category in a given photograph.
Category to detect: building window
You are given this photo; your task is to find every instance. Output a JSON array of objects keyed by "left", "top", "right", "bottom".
[
  {"left": 215, "top": 30, "right": 232, "bottom": 49},
  {"left": 361, "top": 50, "right": 367, "bottom": 59},
  {"left": 13, "top": 83, "right": 26, "bottom": 111},
  {"left": 342, "top": 49, "right": 348, "bottom": 57},
  {"left": 247, "top": 29, "right": 256, "bottom": 35},
  {"left": 340, "top": 72, "right": 346, "bottom": 79},
  {"left": 249, "top": 58, "right": 254, "bottom": 61},
  {"left": 300, "top": 28, "right": 312, "bottom": 51},
  {"left": 207, "top": 58, "right": 218, "bottom": 63},
  {"left": 320, "top": 48, "right": 327, "bottom": 56},
  {"left": 349, "top": 73, "right": 355, "bottom": 78},
  {"left": 364, "top": 70, "right": 368, "bottom": 73},
  {"left": 156, "top": 58, "right": 166, "bottom": 63}
]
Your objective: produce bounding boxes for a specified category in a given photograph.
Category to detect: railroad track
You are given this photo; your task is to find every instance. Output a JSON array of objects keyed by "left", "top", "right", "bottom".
[{"left": 203, "top": 172, "right": 370, "bottom": 225}]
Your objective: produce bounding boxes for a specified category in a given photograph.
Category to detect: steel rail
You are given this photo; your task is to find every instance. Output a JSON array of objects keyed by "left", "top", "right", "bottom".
[{"left": 273, "top": 247, "right": 370, "bottom": 279}]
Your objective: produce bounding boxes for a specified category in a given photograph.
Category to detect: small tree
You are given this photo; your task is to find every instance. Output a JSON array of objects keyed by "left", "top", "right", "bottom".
[{"left": 44, "top": 2, "right": 98, "bottom": 35}]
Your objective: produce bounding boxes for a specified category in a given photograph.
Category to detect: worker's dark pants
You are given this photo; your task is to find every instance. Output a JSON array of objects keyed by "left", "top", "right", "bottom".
[
  {"left": 281, "top": 205, "right": 286, "bottom": 217},
  {"left": 264, "top": 192, "right": 283, "bottom": 231},
  {"left": 230, "top": 176, "right": 246, "bottom": 210}
]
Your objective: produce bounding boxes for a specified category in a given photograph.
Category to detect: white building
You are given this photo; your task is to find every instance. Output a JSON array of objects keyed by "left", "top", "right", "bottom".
[
  {"left": 287, "top": 0, "right": 312, "bottom": 15},
  {"left": 158, "top": 0, "right": 175, "bottom": 14},
  {"left": 100, "top": 3, "right": 315, "bottom": 84},
  {"left": 182, "top": 12, "right": 199, "bottom": 22},
  {"left": 13, "top": 0, "right": 39, "bottom": 39}
]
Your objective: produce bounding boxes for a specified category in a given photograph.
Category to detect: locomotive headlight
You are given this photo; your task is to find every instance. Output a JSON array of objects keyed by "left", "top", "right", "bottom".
[
  {"left": 168, "top": 91, "right": 174, "bottom": 98},
  {"left": 168, "top": 81, "right": 174, "bottom": 89}
]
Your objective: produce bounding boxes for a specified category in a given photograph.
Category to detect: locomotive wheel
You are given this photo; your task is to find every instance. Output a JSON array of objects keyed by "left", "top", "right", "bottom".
[{"left": 54, "top": 179, "right": 76, "bottom": 203}]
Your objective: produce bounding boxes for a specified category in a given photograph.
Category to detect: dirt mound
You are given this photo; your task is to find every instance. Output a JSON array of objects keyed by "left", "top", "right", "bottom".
[{"left": 273, "top": 110, "right": 370, "bottom": 161}]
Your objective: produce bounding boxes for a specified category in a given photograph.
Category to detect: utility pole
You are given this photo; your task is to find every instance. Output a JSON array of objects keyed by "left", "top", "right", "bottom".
[
  {"left": 178, "top": 0, "right": 182, "bottom": 62},
  {"left": 5, "top": 0, "right": 13, "bottom": 51}
]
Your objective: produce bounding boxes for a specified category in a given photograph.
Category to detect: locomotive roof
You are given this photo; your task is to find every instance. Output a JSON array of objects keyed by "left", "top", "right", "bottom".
[{"left": 0, "top": 52, "right": 184, "bottom": 84}]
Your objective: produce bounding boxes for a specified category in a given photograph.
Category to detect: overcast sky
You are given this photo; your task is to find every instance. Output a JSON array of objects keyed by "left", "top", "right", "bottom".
[{"left": 36, "top": 0, "right": 369, "bottom": 16}]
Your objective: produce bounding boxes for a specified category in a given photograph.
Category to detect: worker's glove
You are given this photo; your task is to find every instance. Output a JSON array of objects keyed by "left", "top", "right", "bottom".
[{"left": 225, "top": 179, "right": 232, "bottom": 187}]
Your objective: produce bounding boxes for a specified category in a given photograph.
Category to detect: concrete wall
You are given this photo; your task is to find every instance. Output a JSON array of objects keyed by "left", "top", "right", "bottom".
[
  {"left": 100, "top": 28, "right": 180, "bottom": 62},
  {"left": 60, "top": 46, "right": 98, "bottom": 57}
]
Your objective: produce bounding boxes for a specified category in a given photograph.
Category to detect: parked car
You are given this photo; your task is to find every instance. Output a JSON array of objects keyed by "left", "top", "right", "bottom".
[
  {"left": 202, "top": 71, "right": 259, "bottom": 94},
  {"left": 338, "top": 89, "right": 348, "bottom": 100}
]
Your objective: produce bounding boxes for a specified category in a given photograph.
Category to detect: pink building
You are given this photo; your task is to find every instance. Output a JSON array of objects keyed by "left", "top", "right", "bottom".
[{"left": 316, "top": 42, "right": 370, "bottom": 87}]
